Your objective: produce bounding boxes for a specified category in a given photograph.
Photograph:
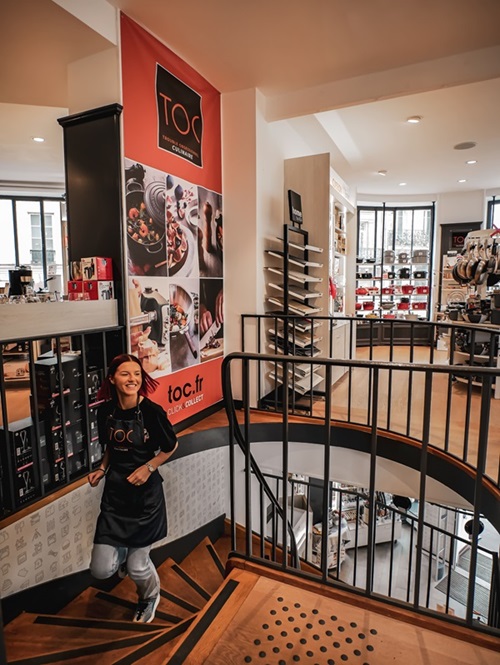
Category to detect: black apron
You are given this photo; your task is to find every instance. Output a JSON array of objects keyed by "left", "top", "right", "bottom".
[{"left": 94, "top": 405, "right": 167, "bottom": 548}]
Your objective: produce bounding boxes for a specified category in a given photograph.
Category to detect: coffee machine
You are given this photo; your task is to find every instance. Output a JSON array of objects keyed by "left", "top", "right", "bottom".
[{"left": 9, "top": 266, "right": 33, "bottom": 296}]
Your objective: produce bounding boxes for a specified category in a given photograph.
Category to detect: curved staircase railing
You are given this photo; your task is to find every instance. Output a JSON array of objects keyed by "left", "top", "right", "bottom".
[{"left": 222, "top": 349, "right": 500, "bottom": 637}]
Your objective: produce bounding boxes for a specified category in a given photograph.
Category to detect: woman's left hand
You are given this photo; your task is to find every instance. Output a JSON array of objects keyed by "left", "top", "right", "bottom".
[{"left": 127, "top": 465, "right": 151, "bottom": 486}]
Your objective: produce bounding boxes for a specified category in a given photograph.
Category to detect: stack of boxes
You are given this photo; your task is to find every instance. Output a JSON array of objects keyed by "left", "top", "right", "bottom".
[{"left": 67, "top": 257, "right": 114, "bottom": 301}]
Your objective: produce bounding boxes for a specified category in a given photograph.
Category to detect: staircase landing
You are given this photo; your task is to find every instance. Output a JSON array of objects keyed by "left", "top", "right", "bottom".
[{"left": 167, "top": 560, "right": 500, "bottom": 664}]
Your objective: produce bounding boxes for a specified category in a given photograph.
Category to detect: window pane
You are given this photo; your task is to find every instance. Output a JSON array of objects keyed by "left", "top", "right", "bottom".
[
  {"left": 16, "top": 200, "right": 44, "bottom": 286},
  {"left": 0, "top": 200, "right": 16, "bottom": 284},
  {"left": 43, "top": 202, "right": 63, "bottom": 278}
]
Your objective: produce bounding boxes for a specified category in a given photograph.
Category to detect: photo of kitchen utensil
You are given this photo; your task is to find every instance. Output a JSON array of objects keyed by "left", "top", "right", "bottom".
[{"left": 169, "top": 284, "right": 198, "bottom": 359}]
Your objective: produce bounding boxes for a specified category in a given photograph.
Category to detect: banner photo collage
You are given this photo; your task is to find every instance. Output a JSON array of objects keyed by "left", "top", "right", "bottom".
[
  {"left": 125, "top": 158, "right": 223, "bottom": 376},
  {"left": 121, "top": 14, "right": 223, "bottom": 422}
]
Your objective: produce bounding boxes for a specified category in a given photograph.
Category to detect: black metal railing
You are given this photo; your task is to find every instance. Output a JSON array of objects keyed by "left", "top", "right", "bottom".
[
  {"left": 222, "top": 350, "right": 500, "bottom": 636},
  {"left": 0, "top": 327, "right": 125, "bottom": 518},
  {"left": 241, "top": 315, "right": 500, "bottom": 485}
]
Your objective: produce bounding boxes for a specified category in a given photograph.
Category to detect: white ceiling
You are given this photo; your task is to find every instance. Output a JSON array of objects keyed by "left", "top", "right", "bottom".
[{"left": 1, "top": 0, "right": 500, "bottom": 198}]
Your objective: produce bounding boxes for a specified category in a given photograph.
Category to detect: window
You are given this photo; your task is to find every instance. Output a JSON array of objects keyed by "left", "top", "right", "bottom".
[
  {"left": 487, "top": 198, "right": 500, "bottom": 229},
  {"left": 0, "top": 196, "right": 65, "bottom": 289}
]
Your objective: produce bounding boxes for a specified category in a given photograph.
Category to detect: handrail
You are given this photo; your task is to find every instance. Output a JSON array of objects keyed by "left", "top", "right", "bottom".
[
  {"left": 222, "top": 356, "right": 300, "bottom": 568},
  {"left": 221, "top": 348, "right": 500, "bottom": 636}
]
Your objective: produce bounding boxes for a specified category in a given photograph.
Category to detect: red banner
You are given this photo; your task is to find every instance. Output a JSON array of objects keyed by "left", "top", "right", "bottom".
[{"left": 121, "top": 14, "right": 223, "bottom": 424}]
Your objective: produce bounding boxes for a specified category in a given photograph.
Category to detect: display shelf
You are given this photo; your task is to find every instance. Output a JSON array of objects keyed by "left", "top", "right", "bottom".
[
  {"left": 266, "top": 266, "right": 323, "bottom": 284},
  {"left": 268, "top": 283, "right": 323, "bottom": 301}
]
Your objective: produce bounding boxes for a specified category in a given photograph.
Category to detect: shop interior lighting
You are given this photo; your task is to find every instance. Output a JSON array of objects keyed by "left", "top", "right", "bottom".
[
  {"left": 466, "top": 159, "right": 477, "bottom": 165},
  {"left": 454, "top": 141, "right": 476, "bottom": 150},
  {"left": 406, "top": 116, "right": 422, "bottom": 124},
  {"left": 458, "top": 179, "right": 467, "bottom": 183},
  {"left": 377, "top": 169, "right": 387, "bottom": 176},
  {"left": 32, "top": 137, "right": 45, "bottom": 143},
  {"left": 399, "top": 182, "right": 407, "bottom": 186}
]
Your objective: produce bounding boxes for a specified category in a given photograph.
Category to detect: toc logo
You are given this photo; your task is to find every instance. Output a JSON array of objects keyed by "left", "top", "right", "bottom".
[{"left": 156, "top": 64, "right": 203, "bottom": 167}]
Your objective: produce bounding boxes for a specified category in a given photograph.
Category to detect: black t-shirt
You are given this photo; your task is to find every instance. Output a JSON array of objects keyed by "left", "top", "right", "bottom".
[{"left": 97, "top": 397, "right": 177, "bottom": 463}]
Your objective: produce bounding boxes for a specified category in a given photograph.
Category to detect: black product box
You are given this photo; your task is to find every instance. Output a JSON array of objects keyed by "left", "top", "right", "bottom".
[
  {"left": 68, "top": 448, "right": 88, "bottom": 478},
  {"left": 67, "top": 423, "right": 85, "bottom": 457},
  {"left": 35, "top": 354, "right": 82, "bottom": 399},
  {"left": 39, "top": 422, "right": 66, "bottom": 488},
  {"left": 13, "top": 462, "right": 39, "bottom": 507},
  {"left": 0, "top": 417, "right": 35, "bottom": 470},
  {"left": 89, "top": 438, "right": 103, "bottom": 466},
  {"left": 87, "top": 368, "right": 103, "bottom": 403}
]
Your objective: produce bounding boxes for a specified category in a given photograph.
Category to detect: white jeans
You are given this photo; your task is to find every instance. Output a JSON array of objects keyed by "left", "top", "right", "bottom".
[{"left": 90, "top": 543, "right": 160, "bottom": 601}]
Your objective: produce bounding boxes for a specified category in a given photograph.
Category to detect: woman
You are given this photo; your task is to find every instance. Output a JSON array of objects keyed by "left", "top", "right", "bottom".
[{"left": 88, "top": 354, "right": 178, "bottom": 623}]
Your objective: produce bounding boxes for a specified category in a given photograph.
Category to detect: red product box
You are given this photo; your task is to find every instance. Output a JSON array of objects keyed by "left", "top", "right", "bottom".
[
  {"left": 83, "top": 281, "right": 114, "bottom": 301},
  {"left": 81, "top": 257, "right": 113, "bottom": 281},
  {"left": 67, "top": 280, "right": 84, "bottom": 295}
]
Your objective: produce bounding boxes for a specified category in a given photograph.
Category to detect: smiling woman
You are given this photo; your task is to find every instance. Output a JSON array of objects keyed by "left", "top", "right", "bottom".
[{"left": 87, "top": 353, "right": 178, "bottom": 624}]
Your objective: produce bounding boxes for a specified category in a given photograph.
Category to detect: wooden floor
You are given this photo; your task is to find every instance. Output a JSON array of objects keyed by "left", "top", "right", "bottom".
[{"left": 168, "top": 560, "right": 500, "bottom": 664}]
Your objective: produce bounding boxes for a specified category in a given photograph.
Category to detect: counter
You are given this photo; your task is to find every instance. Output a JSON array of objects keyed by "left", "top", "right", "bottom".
[{"left": 0, "top": 300, "right": 119, "bottom": 340}]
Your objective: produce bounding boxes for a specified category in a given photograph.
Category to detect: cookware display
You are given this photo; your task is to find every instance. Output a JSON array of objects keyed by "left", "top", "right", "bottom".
[
  {"left": 413, "top": 270, "right": 427, "bottom": 279},
  {"left": 398, "top": 268, "right": 411, "bottom": 278},
  {"left": 382, "top": 286, "right": 394, "bottom": 295},
  {"left": 401, "top": 284, "right": 414, "bottom": 294},
  {"left": 415, "top": 286, "right": 429, "bottom": 295},
  {"left": 449, "top": 233, "right": 500, "bottom": 286},
  {"left": 398, "top": 252, "right": 409, "bottom": 264}
]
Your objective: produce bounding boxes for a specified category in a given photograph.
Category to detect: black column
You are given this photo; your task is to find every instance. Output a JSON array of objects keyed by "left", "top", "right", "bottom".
[{"left": 58, "top": 104, "right": 125, "bottom": 324}]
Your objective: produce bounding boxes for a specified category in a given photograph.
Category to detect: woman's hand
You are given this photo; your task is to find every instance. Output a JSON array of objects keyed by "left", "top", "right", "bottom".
[
  {"left": 127, "top": 465, "right": 152, "bottom": 486},
  {"left": 88, "top": 469, "right": 106, "bottom": 487}
]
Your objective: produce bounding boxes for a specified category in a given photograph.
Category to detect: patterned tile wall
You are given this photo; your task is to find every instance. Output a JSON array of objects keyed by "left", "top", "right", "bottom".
[{"left": 0, "top": 446, "right": 228, "bottom": 599}]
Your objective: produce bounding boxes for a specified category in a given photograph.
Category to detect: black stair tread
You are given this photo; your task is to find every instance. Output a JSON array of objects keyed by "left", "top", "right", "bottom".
[
  {"left": 110, "top": 573, "right": 195, "bottom": 623},
  {"left": 3, "top": 611, "right": 164, "bottom": 663},
  {"left": 109, "top": 615, "right": 196, "bottom": 665},
  {"left": 157, "top": 557, "right": 211, "bottom": 609},
  {"left": 60, "top": 586, "right": 178, "bottom": 625},
  {"left": 176, "top": 537, "right": 224, "bottom": 597}
]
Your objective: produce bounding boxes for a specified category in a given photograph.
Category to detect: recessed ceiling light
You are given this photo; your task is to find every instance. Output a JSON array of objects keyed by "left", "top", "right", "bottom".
[
  {"left": 377, "top": 169, "right": 387, "bottom": 176},
  {"left": 406, "top": 116, "right": 422, "bottom": 124},
  {"left": 32, "top": 136, "right": 45, "bottom": 143},
  {"left": 399, "top": 182, "right": 407, "bottom": 186},
  {"left": 458, "top": 179, "right": 467, "bottom": 183},
  {"left": 454, "top": 141, "right": 476, "bottom": 150},
  {"left": 465, "top": 159, "right": 477, "bottom": 165}
]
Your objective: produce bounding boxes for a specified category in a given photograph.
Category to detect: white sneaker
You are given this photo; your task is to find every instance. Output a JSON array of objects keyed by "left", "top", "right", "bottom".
[
  {"left": 117, "top": 563, "right": 127, "bottom": 579},
  {"left": 133, "top": 595, "right": 160, "bottom": 623}
]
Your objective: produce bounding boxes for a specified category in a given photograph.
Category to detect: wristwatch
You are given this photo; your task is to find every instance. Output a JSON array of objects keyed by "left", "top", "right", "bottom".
[{"left": 146, "top": 463, "right": 155, "bottom": 473}]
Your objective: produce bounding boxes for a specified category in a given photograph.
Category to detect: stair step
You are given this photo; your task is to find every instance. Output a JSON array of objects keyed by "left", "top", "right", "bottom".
[
  {"left": 3, "top": 611, "right": 163, "bottom": 664},
  {"left": 157, "top": 557, "right": 212, "bottom": 607},
  {"left": 109, "top": 616, "right": 196, "bottom": 665},
  {"left": 111, "top": 561, "right": 201, "bottom": 625},
  {"left": 176, "top": 537, "right": 225, "bottom": 596},
  {"left": 58, "top": 587, "right": 139, "bottom": 622}
]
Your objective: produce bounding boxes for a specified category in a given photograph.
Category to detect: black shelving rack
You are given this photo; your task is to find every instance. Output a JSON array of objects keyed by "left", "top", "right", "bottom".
[{"left": 262, "top": 223, "right": 324, "bottom": 413}]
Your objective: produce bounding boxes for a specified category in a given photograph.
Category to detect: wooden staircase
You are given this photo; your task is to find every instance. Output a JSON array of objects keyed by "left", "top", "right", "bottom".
[
  {"left": 3, "top": 535, "right": 226, "bottom": 664},
  {"left": 4, "top": 530, "right": 500, "bottom": 664}
]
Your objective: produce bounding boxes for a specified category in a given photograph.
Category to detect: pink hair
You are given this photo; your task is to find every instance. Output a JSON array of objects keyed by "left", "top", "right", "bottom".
[{"left": 97, "top": 353, "right": 159, "bottom": 401}]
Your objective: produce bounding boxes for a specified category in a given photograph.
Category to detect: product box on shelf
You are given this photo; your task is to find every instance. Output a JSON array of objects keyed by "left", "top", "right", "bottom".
[
  {"left": 0, "top": 417, "right": 35, "bottom": 470},
  {"left": 67, "top": 280, "right": 84, "bottom": 299},
  {"left": 70, "top": 261, "right": 83, "bottom": 281},
  {"left": 35, "top": 354, "right": 82, "bottom": 399},
  {"left": 83, "top": 280, "right": 114, "bottom": 301},
  {"left": 81, "top": 257, "right": 113, "bottom": 281},
  {"left": 87, "top": 368, "right": 103, "bottom": 403}
]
